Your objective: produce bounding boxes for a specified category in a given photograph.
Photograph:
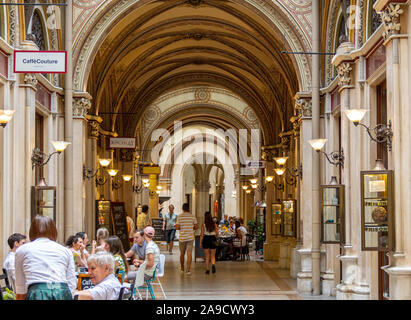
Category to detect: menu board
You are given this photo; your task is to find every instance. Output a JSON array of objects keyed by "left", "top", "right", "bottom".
[
  {"left": 95, "top": 200, "right": 112, "bottom": 234},
  {"left": 77, "top": 274, "right": 94, "bottom": 291},
  {"left": 111, "top": 202, "right": 130, "bottom": 252},
  {"left": 151, "top": 218, "right": 165, "bottom": 242}
]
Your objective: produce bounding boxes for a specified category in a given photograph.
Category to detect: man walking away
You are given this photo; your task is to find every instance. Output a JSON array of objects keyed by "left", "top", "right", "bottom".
[
  {"left": 163, "top": 204, "right": 177, "bottom": 255},
  {"left": 175, "top": 203, "right": 198, "bottom": 275}
]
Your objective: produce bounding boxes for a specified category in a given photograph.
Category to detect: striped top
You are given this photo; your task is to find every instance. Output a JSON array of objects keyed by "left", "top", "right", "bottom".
[{"left": 176, "top": 212, "right": 198, "bottom": 242}]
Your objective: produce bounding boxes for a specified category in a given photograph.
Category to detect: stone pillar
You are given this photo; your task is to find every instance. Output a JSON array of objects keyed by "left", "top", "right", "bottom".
[
  {"left": 375, "top": 1, "right": 411, "bottom": 299},
  {"left": 149, "top": 173, "right": 159, "bottom": 219},
  {"left": 194, "top": 179, "right": 210, "bottom": 235},
  {"left": 333, "top": 42, "right": 369, "bottom": 299},
  {"left": 23, "top": 74, "right": 37, "bottom": 233},
  {"left": 295, "top": 95, "right": 314, "bottom": 294},
  {"left": 73, "top": 95, "right": 91, "bottom": 233}
]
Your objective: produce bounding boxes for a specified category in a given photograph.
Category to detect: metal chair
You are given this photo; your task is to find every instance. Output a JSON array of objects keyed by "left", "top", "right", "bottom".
[
  {"left": 129, "top": 260, "right": 147, "bottom": 300},
  {"left": 0, "top": 273, "right": 8, "bottom": 299},
  {"left": 150, "top": 254, "right": 167, "bottom": 299},
  {"left": 138, "top": 264, "right": 158, "bottom": 300},
  {"left": 2, "top": 268, "right": 12, "bottom": 290}
]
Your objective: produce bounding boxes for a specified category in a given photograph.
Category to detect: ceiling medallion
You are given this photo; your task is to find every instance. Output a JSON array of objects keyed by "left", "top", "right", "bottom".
[
  {"left": 188, "top": 0, "right": 203, "bottom": 6},
  {"left": 195, "top": 89, "right": 210, "bottom": 102}
]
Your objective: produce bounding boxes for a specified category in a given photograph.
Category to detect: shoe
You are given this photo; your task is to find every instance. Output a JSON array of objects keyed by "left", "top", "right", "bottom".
[
  {"left": 212, "top": 265, "right": 216, "bottom": 273},
  {"left": 169, "top": 251, "right": 173, "bottom": 255},
  {"left": 186, "top": 270, "right": 191, "bottom": 275},
  {"left": 205, "top": 270, "right": 210, "bottom": 274},
  {"left": 180, "top": 268, "right": 184, "bottom": 273}
]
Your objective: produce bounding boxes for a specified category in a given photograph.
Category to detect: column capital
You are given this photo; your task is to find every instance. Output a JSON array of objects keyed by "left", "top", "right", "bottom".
[
  {"left": 261, "top": 145, "right": 279, "bottom": 162},
  {"left": 73, "top": 96, "right": 92, "bottom": 119},
  {"left": 195, "top": 180, "right": 211, "bottom": 192},
  {"left": 24, "top": 73, "right": 38, "bottom": 87},
  {"left": 378, "top": 3, "right": 405, "bottom": 40},
  {"left": 294, "top": 98, "right": 312, "bottom": 119}
]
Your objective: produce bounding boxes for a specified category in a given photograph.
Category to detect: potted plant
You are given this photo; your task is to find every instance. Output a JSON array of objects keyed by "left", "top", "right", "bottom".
[{"left": 255, "top": 225, "right": 265, "bottom": 252}]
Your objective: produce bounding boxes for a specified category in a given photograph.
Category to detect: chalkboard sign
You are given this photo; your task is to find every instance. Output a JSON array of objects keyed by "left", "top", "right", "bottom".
[
  {"left": 96, "top": 200, "right": 112, "bottom": 235},
  {"left": 111, "top": 202, "right": 130, "bottom": 252},
  {"left": 77, "top": 274, "right": 94, "bottom": 291},
  {"left": 151, "top": 218, "right": 165, "bottom": 242},
  {"left": 194, "top": 235, "right": 204, "bottom": 261}
]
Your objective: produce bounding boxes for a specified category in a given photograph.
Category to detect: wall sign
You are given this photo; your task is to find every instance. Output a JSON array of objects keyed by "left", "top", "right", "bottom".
[
  {"left": 14, "top": 51, "right": 67, "bottom": 73},
  {"left": 109, "top": 137, "right": 136, "bottom": 149},
  {"left": 245, "top": 160, "right": 265, "bottom": 169}
]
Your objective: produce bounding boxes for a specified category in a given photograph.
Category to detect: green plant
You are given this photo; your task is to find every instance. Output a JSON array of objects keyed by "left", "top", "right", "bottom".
[
  {"left": 2, "top": 287, "right": 16, "bottom": 300},
  {"left": 255, "top": 225, "right": 265, "bottom": 242},
  {"left": 247, "top": 219, "right": 257, "bottom": 238}
]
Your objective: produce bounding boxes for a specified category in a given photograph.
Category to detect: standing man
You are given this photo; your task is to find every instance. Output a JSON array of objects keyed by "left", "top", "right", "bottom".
[
  {"left": 175, "top": 203, "right": 198, "bottom": 275},
  {"left": 163, "top": 204, "right": 177, "bottom": 255},
  {"left": 3, "top": 233, "right": 26, "bottom": 291}
]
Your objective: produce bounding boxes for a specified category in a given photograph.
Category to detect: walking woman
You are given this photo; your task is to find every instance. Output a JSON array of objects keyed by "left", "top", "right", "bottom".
[
  {"left": 200, "top": 211, "right": 219, "bottom": 274},
  {"left": 14, "top": 215, "right": 77, "bottom": 300}
]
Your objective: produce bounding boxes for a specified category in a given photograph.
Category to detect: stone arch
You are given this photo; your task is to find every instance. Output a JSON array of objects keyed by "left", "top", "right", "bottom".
[{"left": 73, "top": 0, "right": 311, "bottom": 92}]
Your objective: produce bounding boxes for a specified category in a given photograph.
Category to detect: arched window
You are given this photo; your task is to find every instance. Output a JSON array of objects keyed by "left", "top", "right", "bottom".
[
  {"left": 368, "top": 0, "right": 382, "bottom": 38},
  {"left": 30, "top": 10, "right": 47, "bottom": 50}
]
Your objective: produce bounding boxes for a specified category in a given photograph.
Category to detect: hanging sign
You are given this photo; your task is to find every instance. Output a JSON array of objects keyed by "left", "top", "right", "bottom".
[
  {"left": 109, "top": 137, "right": 136, "bottom": 149},
  {"left": 245, "top": 160, "right": 265, "bottom": 169},
  {"left": 14, "top": 51, "right": 67, "bottom": 73}
]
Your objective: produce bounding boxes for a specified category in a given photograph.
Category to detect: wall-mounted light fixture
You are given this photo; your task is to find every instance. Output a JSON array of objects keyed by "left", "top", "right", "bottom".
[
  {"left": 31, "top": 141, "right": 70, "bottom": 169},
  {"left": 0, "top": 110, "right": 15, "bottom": 128},
  {"left": 83, "top": 159, "right": 112, "bottom": 180},
  {"left": 308, "top": 139, "right": 345, "bottom": 169},
  {"left": 274, "top": 164, "right": 302, "bottom": 186},
  {"left": 344, "top": 109, "right": 393, "bottom": 151},
  {"left": 133, "top": 178, "right": 150, "bottom": 194}
]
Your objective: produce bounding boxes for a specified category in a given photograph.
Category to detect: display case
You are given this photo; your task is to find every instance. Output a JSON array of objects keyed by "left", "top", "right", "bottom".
[
  {"left": 31, "top": 185, "right": 56, "bottom": 222},
  {"left": 282, "top": 200, "right": 297, "bottom": 237},
  {"left": 361, "top": 167, "right": 394, "bottom": 251},
  {"left": 96, "top": 200, "right": 112, "bottom": 234},
  {"left": 321, "top": 179, "right": 345, "bottom": 244},
  {"left": 271, "top": 203, "right": 282, "bottom": 235}
]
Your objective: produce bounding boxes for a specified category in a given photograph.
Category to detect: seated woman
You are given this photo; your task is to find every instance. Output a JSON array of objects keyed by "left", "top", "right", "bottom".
[
  {"left": 66, "top": 235, "right": 87, "bottom": 270},
  {"left": 75, "top": 252, "right": 122, "bottom": 300},
  {"left": 104, "top": 236, "right": 128, "bottom": 278}
]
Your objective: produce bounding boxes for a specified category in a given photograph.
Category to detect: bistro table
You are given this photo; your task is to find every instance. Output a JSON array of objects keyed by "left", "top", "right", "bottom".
[{"left": 216, "top": 233, "right": 235, "bottom": 261}]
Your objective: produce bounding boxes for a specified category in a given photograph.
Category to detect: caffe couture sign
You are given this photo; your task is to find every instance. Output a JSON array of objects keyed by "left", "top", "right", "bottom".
[
  {"left": 109, "top": 137, "right": 136, "bottom": 149},
  {"left": 14, "top": 51, "right": 67, "bottom": 73}
]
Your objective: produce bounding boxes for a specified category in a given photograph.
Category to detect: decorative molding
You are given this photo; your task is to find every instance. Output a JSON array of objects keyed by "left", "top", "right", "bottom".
[
  {"left": 378, "top": 3, "right": 404, "bottom": 40},
  {"left": 336, "top": 62, "right": 353, "bottom": 87},
  {"left": 73, "top": 97, "right": 92, "bottom": 118},
  {"left": 294, "top": 98, "right": 312, "bottom": 118},
  {"left": 24, "top": 74, "right": 38, "bottom": 86},
  {"left": 89, "top": 120, "right": 100, "bottom": 139}
]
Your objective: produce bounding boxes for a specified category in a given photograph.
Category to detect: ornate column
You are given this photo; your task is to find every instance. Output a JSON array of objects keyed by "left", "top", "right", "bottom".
[
  {"left": 85, "top": 114, "right": 101, "bottom": 239},
  {"left": 262, "top": 147, "right": 279, "bottom": 261},
  {"left": 22, "top": 73, "right": 37, "bottom": 234},
  {"left": 333, "top": 41, "right": 367, "bottom": 299},
  {"left": 295, "top": 94, "right": 316, "bottom": 294},
  {"left": 290, "top": 116, "right": 302, "bottom": 279},
  {"left": 73, "top": 94, "right": 91, "bottom": 233},
  {"left": 375, "top": 0, "right": 411, "bottom": 300},
  {"left": 194, "top": 179, "right": 211, "bottom": 235}
]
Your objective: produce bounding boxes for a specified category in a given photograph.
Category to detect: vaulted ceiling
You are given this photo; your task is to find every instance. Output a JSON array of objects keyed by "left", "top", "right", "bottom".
[{"left": 86, "top": 0, "right": 301, "bottom": 145}]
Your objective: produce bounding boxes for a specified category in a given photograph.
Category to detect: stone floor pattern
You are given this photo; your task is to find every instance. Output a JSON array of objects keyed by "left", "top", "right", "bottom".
[{"left": 146, "top": 243, "right": 305, "bottom": 300}]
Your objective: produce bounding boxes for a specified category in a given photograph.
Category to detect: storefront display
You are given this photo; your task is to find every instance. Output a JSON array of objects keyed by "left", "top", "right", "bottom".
[
  {"left": 271, "top": 200, "right": 297, "bottom": 237},
  {"left": 320, "top": 178, "right": 345, "bottom": 244},
  {"left": 361, "top": 167, "right": 394, "bottom": 251},
  {"left": 31, "top": 186, "right": 56, "bottom": 222},
  {"left": 271, "top": 203, "right": 282, "bottom": 235},
  {"left": 96, "top": 200, "right": 112, "bottom": 234}
]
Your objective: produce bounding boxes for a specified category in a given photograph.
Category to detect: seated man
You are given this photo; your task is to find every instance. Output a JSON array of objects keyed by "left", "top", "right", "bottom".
[
  {"left": 75, "top": 252, "right": 122, "bottom": 300},
  {"left": 2, "top": 233, "right": 26, "bottom": 291},
  {"left": 124, "top": 230, "right": 146, "bottom": 282}
]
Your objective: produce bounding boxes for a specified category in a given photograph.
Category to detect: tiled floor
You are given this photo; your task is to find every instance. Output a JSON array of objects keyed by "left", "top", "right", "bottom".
[{"left": 147, "top": 242, "right": 304, "bottom": 300}]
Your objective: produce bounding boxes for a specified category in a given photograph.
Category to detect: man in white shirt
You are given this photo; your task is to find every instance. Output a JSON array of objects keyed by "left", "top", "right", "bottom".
[
  {"left": 175, "top": 203, "right": 198, "bottom": 275},
  {"left": 2, "top": 233, "right": 26, "bottom": 291},
  {"left": 75, "top": 252, "right": 122, "bottom": 300}
]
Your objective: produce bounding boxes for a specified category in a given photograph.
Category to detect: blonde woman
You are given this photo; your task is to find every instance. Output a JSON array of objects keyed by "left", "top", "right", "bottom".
[{"left": 92, "top": 227, "right": 109, "bottom": 254}]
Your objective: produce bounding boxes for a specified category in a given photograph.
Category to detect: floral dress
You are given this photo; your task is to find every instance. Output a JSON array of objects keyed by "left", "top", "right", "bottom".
[{"left": 114, "top": 254, "right": 126, "bottom": 273}]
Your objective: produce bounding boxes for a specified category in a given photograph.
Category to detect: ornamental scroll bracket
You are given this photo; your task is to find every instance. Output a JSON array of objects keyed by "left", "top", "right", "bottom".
[
  {"left": 336, "top": 62, "right": 353, "bottom": 88},
  {"left": 294, "top": 98, "right": 312, "bottom": 119}
]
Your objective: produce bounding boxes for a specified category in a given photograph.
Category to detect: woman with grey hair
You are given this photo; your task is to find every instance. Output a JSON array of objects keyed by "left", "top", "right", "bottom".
[{"left": 75, "top": 252, "right": 121, "bottom": 300}]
